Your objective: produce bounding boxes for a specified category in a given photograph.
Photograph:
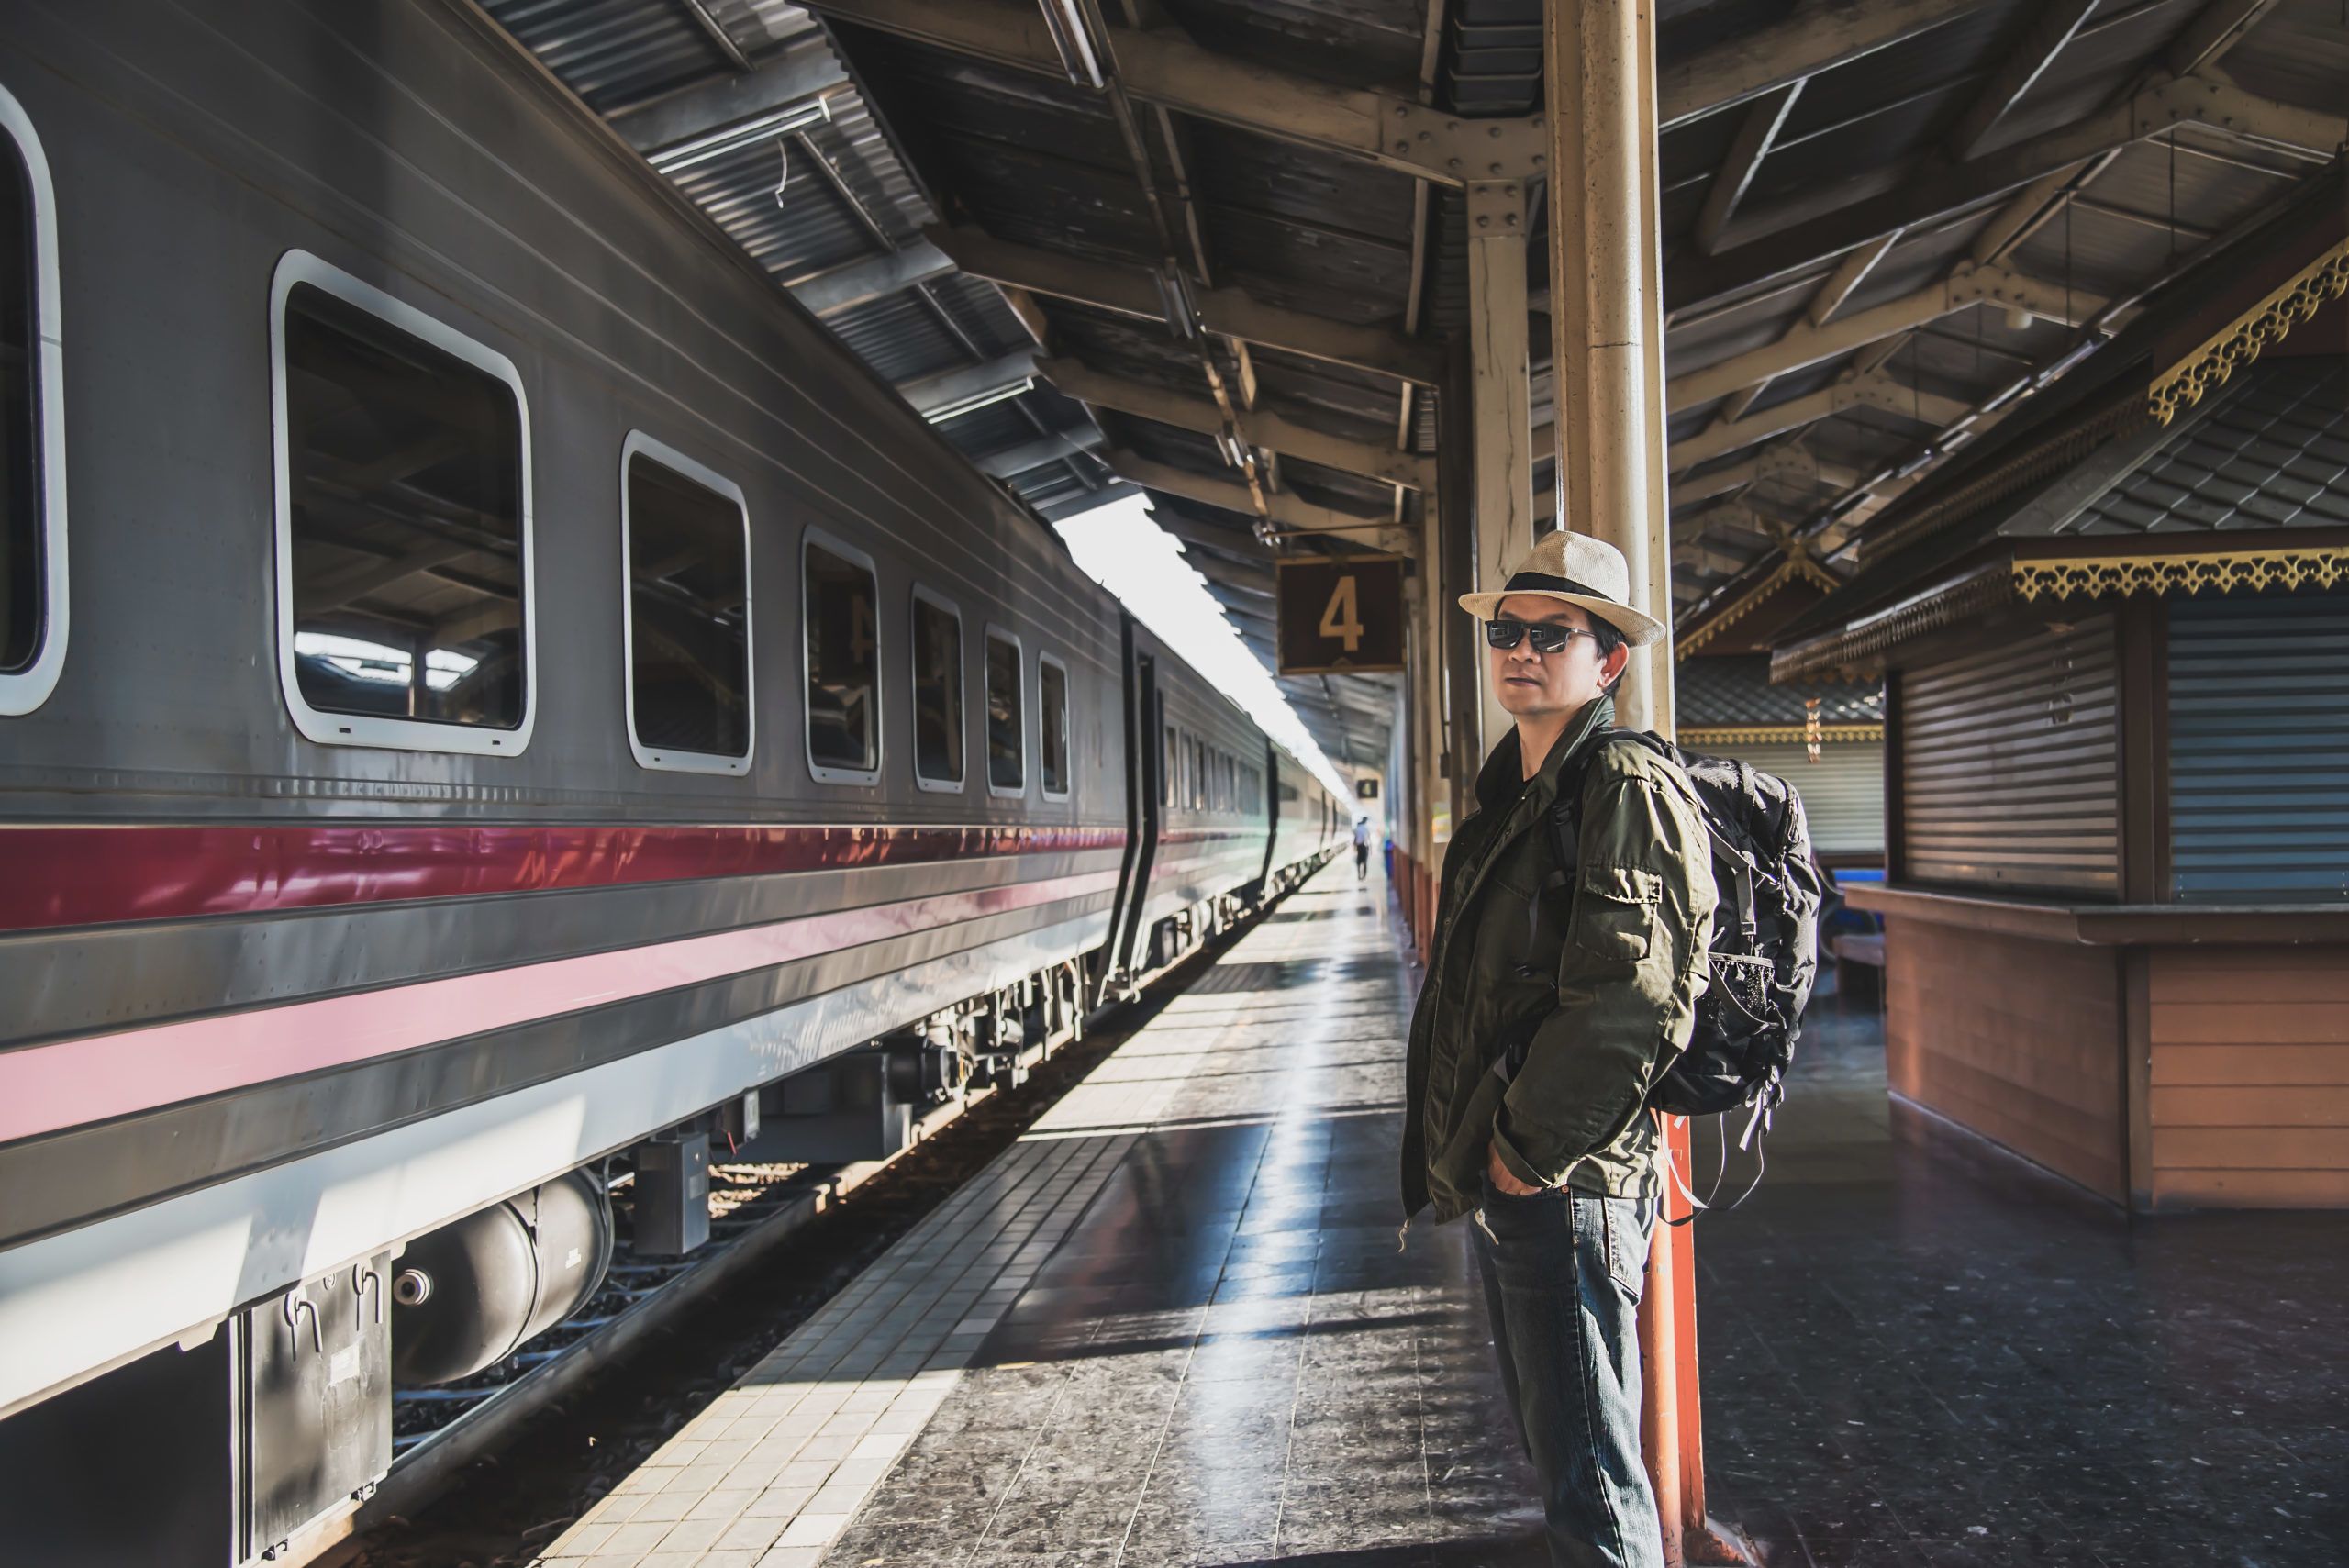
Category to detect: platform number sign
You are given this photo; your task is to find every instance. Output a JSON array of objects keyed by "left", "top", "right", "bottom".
[{"left": 1276, "top": 555, "right": 1406, "bottom": 675}]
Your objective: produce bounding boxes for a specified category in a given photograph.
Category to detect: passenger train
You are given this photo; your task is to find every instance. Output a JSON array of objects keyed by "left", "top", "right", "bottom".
[{"left": 0, "top": 3, "right": 1341, "bottom": 1559}]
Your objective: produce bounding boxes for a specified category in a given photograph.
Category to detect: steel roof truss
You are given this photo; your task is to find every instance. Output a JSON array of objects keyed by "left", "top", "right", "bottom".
[{"left": 929, "top": 225, "right": 1441, "bottom": 385}]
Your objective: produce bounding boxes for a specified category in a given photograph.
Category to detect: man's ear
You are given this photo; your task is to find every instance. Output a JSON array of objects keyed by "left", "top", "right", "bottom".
[{"left": 1600, "top": 640, "right": 1631, "bottom": 688}]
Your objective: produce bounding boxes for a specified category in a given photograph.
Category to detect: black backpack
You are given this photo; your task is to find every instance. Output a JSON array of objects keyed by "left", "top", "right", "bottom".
[{"left": 1547, "top": 730, "right": 1824, "bottom": 1126}]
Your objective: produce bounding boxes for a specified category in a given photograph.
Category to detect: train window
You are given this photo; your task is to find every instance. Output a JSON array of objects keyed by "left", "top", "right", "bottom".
[
  {"left": 804, "top": 532, "right": 880, "bottom": 784},
  {"left": 1163, "top": 723, "right": 1176, "bottom": 806},
  {"left": 1039, "top": 654, "right": 1070, "bottom": 799},
  {"left": 985, "top": 628, "right": 1023, "bottom": 795},
  {"left": 910, "top": 586, "right": 964, "bottom": 792},
  {"left": 272, "top": 253, "right": 532, "bottom": 752},
  {"left": 621, "top": 434, "right": 751, "bottom": 774},
  {"left": 0, "top": 88, "right": 61, "bottom": 717}
]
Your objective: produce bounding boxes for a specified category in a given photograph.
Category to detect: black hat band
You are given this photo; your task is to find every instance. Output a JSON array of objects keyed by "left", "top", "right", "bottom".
[{"left": 1501, "top": 570, "right": 1615, "bottom": 602}]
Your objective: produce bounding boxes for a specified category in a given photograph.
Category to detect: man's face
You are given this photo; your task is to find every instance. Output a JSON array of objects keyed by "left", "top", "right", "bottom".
[{"left": 1486, "top": 595, "right": 1627, "bottom": 718}]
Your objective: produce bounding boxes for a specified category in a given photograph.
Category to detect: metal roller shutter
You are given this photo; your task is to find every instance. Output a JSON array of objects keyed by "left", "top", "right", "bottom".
[
  {"left": 2169, "top": 595, "right": 2349, "bottom": 904},
  {"left": 1899, "top": 617, "right": 2120, "bottom": 897},
  {"left": 1710, "top": 740, "right": 1885, "bottom": 859}
]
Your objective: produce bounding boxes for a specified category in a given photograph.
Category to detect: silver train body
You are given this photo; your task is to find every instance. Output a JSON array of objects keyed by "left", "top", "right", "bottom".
[{"left": 0, "top": 0, "right": 1340, "bottom": 1485}]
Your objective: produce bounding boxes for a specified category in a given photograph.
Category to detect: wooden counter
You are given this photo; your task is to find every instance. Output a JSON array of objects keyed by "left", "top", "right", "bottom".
[{"left": 1844, "top": 884, "right": 2349, "bottom": 1211}]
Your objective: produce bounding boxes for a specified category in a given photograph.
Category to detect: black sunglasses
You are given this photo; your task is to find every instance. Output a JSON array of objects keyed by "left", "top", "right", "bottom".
[{"left": 1485, "top": 617, "right": 1596, "bottom": 655}]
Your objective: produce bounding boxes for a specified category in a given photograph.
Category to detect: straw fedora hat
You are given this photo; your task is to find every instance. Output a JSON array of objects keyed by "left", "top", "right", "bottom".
[{"left": 1456, "top": 529, "right": 1668, "bottom": 648}]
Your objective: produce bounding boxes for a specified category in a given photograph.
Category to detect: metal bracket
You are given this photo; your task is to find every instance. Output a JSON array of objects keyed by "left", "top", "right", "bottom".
[
  {"left": 2138, "top": 72, "right": 2348, "bottom": 159},
  {"left": 1945, "top": 261, "right": 2104, "bottom": 329},
  {"left": 1385, "top": 102, "right": 1548, "bottom": 184},
  {"left": 1464, "top": 179, "right": 1527, "bottom": 239}
]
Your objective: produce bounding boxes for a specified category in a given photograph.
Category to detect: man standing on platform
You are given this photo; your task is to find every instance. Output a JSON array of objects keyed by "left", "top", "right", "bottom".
[
  {"left": 1399, "top": 529, "right": 1715, "bottom": 1568},
  {"left": 1354, "top": 815, "right": 1373, "bottom": 881}
]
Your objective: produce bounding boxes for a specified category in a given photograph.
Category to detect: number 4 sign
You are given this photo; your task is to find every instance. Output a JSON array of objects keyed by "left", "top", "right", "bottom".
[{"left": 1275, "top": 555, "right": 1406, "bottom": 675}]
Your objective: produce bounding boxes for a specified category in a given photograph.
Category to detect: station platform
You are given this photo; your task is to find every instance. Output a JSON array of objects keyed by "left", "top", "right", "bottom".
[
  {"left": 532, "top": 860, "right": 1532, "bottom": 1568},
  {"left": 532, "top": 860, "right": 2349, "bottom": 1568}
]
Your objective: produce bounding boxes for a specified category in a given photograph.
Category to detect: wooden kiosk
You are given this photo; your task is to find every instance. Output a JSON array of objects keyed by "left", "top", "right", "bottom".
[{"left": 1770, "top": 181, "right": 2348, "bottom": 1213}]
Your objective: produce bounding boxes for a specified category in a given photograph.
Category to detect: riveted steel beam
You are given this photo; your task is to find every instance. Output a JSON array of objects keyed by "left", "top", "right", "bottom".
[
  {"left": 1041, "top": 359, "right": 1438, "bottom": 491},
  {"left": 1665, "top": 263, "right": 2104, "bottom": 410},
  {"left": 928, "top": 225, "right": 1442, "bottom": 385},
  {"left": 799, "top": 0, "right": 1546, "bottom": 186}
]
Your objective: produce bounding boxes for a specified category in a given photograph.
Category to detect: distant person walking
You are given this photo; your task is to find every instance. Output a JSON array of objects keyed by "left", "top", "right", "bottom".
[
  {"left": 1353, "top": 816, "right": 1372, "bottom": 881},
  {"left": 1400, "top": 529, "right": 1715, "bottom": 1568}
]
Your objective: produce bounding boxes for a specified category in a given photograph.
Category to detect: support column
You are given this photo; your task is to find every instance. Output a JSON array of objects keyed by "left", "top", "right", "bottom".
[
  {"left": 1544, "top": 1, "right": 1738, "bottom": 1563},
  {"left": 1464, "top": 179, "right": 1537, "bottom": 758}
]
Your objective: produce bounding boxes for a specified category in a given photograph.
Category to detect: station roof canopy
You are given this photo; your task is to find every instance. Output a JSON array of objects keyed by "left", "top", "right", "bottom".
[
  {"left": 1771, "top": 165, "right": 2346, "bottom": 681},
  {"left": 479, "top": 0, "right": 2348, "bottom": 772}
]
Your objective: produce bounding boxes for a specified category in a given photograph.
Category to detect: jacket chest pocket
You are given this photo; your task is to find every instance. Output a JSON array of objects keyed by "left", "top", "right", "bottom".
[{"left": 1573, "top": 865, "right": 1661, "bottom": 962}]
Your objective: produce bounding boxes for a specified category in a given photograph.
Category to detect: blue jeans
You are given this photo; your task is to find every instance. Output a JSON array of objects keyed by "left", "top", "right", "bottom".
[{"left": 1472, "top": 1180, "right": 1663, "bottom": 1568}]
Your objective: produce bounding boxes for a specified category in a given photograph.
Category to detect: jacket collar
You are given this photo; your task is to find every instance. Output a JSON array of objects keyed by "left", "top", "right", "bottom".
[{"left": 1472, "top": 695, "right": 1616, "bottom": 815}]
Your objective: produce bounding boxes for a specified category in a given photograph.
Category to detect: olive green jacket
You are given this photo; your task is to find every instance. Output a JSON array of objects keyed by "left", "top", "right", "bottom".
[{"left": 1401, "top": 695, "right": 1716, "bottom": 1225}]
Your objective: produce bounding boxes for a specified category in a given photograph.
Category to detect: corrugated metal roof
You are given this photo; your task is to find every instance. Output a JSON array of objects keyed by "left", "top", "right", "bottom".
[{"left": 484, "top": 0, "right": 739, "bottom": 110}]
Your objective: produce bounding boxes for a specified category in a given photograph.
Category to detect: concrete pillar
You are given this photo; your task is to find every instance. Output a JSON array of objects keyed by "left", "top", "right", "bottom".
[
  {"left": 1402, "top": 505, "right": 1451, "bottom": 953},
  {"left": 1465, "top": 179, "right": 1537, "bottom": 757},
  {"left": 1545, "top": 3, "right": 1732, "bottom": 1564},
  {"left": 1545, "top": 0, "right": 1675, "bottom": 737}
]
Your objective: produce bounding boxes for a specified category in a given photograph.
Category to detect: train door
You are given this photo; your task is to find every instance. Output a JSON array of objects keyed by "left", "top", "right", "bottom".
[
  {"left": 1254, "top": 740, "right": 1279, "bottom": 892},
  {"left": 1101, "top": 621, "right": 1161, "bottom": 996}
]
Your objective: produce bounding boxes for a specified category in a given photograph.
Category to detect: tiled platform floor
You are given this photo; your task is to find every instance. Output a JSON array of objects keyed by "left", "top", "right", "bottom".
[
  {"left": 539, "top": 858, "right": 2349, "bottom": 1568},
  {"left": 1697, "top": 976, "right": 2349, "bottom": 1567}
]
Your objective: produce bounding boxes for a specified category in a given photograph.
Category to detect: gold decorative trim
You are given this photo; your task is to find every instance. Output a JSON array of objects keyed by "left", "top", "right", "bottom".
[
  {"left": 1675, "top": 553, "right": 1842, "bottom": 660},
  {"left": 1679, "top": 723, "right": 1884, "bottom": 748},
  {"left": 2149, "top": 238, "right": 2349, "bottom": 427},
  {"left": 2014, "top": 546, "right": 2349, "bottom": 603}
]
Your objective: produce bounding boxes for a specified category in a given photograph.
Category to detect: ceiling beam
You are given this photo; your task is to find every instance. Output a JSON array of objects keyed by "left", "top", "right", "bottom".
[
  {"left": 895, "top": 348, "right": 1036, "bottom": 419},
  {"left": 1041, "top": 358, "right": 1437, "bottom": 491},
  {"left": 1807, "top": 231, "right": 1901, "bottom": 327},
  {"left": 929, "top": 225, "right": 1441, "bottom": 385},
  {"left": 1107, "top": 450, "right": 1416, "bottom": 556},
  {"left": 788, "top": 242, "right": 955, "bottom": 317},
  {"left": 1949, "top": 1, "right": 2101, "bottom": 161},
  {"left": 611, "top": 34, "right": 847, "bottom": 155},
  {"left": 1665, "top": 72, "right": 2343, "bottom": 316},
  {"left": 2165, "top": 0, "right": 2285, "bottom": 77},
  {"left": 1667, "top": 374, "right": 1972, "bottom": 469},
  {"left": 1673, "top": 458, "right": 1763, "bottom": 504},
  {"left": 1695, "top": 83, "right": 1803, "bottom": 255},
  {"left": 1672, "top": 535, "right": 1763, "bottom": 577},
  {"left": 1657, "top": 0, "right": 1990, "bottom": 130},
  {"left": 1665, "top": 263, "right": 2101, "bottom": 410},
  {"left": 798, "top": 0, "right": 1544, "bottom": 187}
]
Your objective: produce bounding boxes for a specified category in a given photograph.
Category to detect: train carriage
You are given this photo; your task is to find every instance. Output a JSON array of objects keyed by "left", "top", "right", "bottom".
[{"left": 0, "top": 3, "right": 1341, "bottom": 1559}]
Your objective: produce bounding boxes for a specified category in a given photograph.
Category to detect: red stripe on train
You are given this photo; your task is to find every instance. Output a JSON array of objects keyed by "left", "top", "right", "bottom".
[
  {"left": 0, "top": 867, "right": 1127, "bottom": 1145},
  {"left": 0, "top": 822, "right": 1131, "bottom": 934}
]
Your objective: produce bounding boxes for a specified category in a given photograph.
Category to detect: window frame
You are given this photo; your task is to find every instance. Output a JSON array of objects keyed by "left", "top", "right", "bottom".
[
  {"left": 618, "top": 430, "right": 753, "bottom": 777},
  {"left": 983, "top": 624, "right": 1026, "bottom": 799},
  {"left": 0, "top": 87, "right": 63, "bottom": 717},
  {"left": 1037, "top": 651, "right": 1072, "bottom": 802},
  {"left": 269, "top": 250, "right": 537, "bottom": 754},
  {"left": 908, "top": 582, "right": 966, "bottom": 795},
  {"left": 799, "top": 526, "right": 883, "bottom": 787}
]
